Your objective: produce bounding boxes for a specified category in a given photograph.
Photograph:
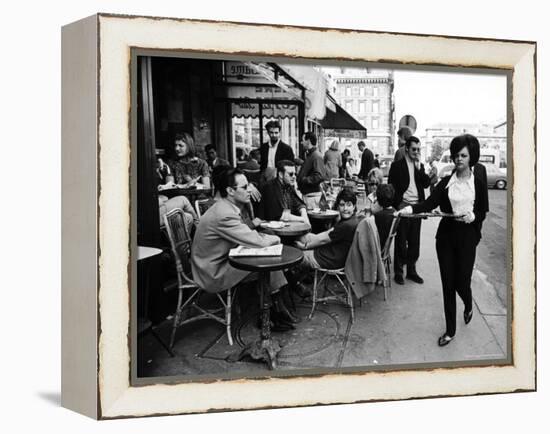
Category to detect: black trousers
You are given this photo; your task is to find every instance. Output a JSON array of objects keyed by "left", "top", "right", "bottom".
[
  {"left": 394, "top": 212, "right": 422, "bottom": 276},
  {"left": 435, "top": 225, "right": 478, "bottom": 337}
]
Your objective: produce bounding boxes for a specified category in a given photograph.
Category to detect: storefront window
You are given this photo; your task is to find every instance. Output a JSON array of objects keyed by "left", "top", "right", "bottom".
[{"left": 229, "top": 101, "right": 300, "bottom": 162}]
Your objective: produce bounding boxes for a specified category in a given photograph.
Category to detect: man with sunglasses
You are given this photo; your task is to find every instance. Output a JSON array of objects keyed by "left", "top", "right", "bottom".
[
  {"left": 258, "top": 160, "right": 310, "bottom": 224},
  {"left": 388, "top": 136, "right": 431, "bottom": 285},
  {"left": 191, "top": 168, "right": 296, "bottom": 331}
]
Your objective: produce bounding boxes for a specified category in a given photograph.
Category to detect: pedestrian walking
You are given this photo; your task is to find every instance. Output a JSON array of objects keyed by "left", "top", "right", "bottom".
[{"left": 357, "top": 141, "right": 374, "bottom": 180}]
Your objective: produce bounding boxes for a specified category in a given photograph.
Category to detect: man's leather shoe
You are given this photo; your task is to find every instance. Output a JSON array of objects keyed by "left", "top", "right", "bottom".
[
  {"left": 271, "top": 311, "right": 296, "bottom": 330},
  {"left": 406, "top": 273, "right": 424, "bottom": 284},
  {"left": 394, "top": 274, "right": 404, "bottom": 285},
  {"left": 273, "top": 306, "right": 299, "bottom": 324},
  {"left": 272, "top": 291, "right": 300, "bottom": 323}
]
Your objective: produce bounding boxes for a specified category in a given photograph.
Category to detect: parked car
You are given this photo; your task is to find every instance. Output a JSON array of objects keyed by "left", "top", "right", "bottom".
[
  {"left": 484, "top": 162, "right": 507, "bottom": 189},
  {"left": 438, "top": 162, "right": 507, "bottom": 189}
]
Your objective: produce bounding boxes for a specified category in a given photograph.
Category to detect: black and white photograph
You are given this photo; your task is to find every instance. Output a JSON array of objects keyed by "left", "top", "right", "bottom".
[{"left": 134, "top": 54, "right": 510, "bottom": 380}]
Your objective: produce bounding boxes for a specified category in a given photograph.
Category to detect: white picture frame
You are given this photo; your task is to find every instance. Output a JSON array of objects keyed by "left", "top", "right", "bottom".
[{"left": 61, "top": 13, "right": 536, "bottom": 419}]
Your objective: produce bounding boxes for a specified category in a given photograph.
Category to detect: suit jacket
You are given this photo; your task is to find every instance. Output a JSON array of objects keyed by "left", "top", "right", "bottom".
[
  {"left": 191, "top": 198, "right": 279, "bottom": 292},
  {"left": 297, "top": 147, "right": 327, "bottom": 195},
  {"left": 412, "top": 172, "right": 489, "bottom": 242},
  {"left": 257, "top": 178, "right": 306, "bottom": 221},
  {"left": 388, "top": 157, "right": 431, "bottom": 208},
  {"left": 259, "top": 141, "right": 295, "bottom": 171},
  {"left": 473, "top": 163, "right": 489, "bottom": 213},
  {"left": 357, "top": 148, "right": 374, "bottom": 180},
  {"left": 345, "top": 216, "right": 385, "bottom": 299}
]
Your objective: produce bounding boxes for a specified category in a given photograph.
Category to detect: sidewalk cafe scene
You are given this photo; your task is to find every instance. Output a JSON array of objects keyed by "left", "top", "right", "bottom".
[{"left": 136, "top": 55, "right": 509, "bottom": 377}]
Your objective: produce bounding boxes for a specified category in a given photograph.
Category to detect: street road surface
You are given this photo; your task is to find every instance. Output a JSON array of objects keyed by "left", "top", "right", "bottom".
[{"left": 476, "top": 189, "right": 508, "bottom": 307}]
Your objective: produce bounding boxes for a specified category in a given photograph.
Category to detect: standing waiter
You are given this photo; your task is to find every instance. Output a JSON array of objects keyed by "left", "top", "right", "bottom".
[
  {"left": 388, "top": 136, "right": 431, "bottom": 285},
  {"left": 259, "top": 120, "right": 295, "bottom": 172}
]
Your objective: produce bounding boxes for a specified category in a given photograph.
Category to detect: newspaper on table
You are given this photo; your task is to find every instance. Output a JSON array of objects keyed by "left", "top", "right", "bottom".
[{"left": 229, "top": 244, "right": 283, "bottom": 257}]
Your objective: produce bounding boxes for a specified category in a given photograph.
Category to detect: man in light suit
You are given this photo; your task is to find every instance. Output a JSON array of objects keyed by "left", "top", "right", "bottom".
[{"left": 191, "top": 168, "right": 295, "bottom": 329}]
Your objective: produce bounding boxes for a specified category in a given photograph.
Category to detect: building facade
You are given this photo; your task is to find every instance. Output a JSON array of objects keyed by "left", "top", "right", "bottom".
[{"left": 323, "top": 67, "right": 395, "bottom": 159}]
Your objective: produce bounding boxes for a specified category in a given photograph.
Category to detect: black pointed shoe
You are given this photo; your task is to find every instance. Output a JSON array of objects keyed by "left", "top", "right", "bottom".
[
  {"left": 438, "top": 334, "right": 454, "bottom": 347},
  {"left": 464, "top": 309, "right": 473, "bottom": 324}
]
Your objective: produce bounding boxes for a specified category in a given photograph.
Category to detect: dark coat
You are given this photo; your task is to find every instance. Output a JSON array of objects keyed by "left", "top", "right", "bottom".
[
  {"left": 473, "top": 163, "right": 489, "bottom": 212},
  {"left": 388, "top": 157, "right": 432, "bottom": 208},
  {"left": 412, "top": 173, "right": 489, "bottom": 242},
  {"left": 297, "top": 147, "right": 327, "bottom": 195},
  {"left": 257, "top": 178, "right": 306, "bottom": 221},
  {"left": 259, "top": 141, "right": 295, "bottom": 171},
  {"left": 358, "top": 148, "right": 374, "bottom": 180}
]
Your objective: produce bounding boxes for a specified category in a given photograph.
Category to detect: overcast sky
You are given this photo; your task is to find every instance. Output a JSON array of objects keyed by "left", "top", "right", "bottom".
[{"left": 392, "top": 68, "right": 507, "bottom": 136}]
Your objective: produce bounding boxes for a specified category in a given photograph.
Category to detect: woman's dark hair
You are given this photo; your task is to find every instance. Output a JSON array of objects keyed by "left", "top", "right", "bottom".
[
  {"left": 303, "top": 131, "right": 317, "bottom": 146},
  {"left": 333, "top": 187, "right": 357, "bottom": 210},
  {"left": 376, "top": 184, "right": 395, "bottom": 208},
  {"left": 173, "top": 132, "right": 196, "bottom": 158},
  {"left": 218, "top": 167, "right": 244, "bottom": 198},
  {"left": 449, "top": 134, "right": 480, "bottom": 167}
]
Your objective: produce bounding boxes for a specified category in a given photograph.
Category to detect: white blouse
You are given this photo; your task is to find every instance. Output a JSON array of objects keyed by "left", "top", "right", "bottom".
[{"left": 446, "top": 171, "right": 475, "bottom": 217}]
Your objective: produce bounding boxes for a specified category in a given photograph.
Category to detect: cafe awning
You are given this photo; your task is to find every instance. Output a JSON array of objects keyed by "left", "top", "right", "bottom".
[{"left": 320, "top": 101, "right": 367, "bottom": 131}]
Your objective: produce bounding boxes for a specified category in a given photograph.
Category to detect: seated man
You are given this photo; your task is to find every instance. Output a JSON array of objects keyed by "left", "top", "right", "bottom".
[
  {"left": 191, "top": 168, "right": 295, "bottom": 330},
  {"left": 240, "top": 149, "right": 261, "bottom": 171},
  {"left": 372, "top": 183, "right": 396, "bottom": 249},
  {"left": 295, "top": 189, "right": 361, "bottom": 270},
  {"left": 257, "top": 159, "right": 310, "bottom": 225},
  {"left": 205, "top": 144, "right": 230, "bottom": 172}
]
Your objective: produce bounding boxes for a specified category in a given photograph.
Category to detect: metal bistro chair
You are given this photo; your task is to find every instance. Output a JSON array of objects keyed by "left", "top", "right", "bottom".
[
  {"left": 329, "top": 177, "right": 346, "bottom": 191},
  {"left": 195, "top": 197, "right": 216, "bottom": 218},
  {"left": 308, "top": 251, "right": 355, "bottom": 324},
  {"left": 380, "top": 215, "right": 401, "bottom": 300},
  {"left": 163, "top": 208, "right": 237, "bottom": 348}
]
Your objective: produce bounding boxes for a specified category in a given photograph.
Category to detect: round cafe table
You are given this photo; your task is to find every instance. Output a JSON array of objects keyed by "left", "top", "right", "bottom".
[
  {"left": 137, "top": 246, "right": 174, "bottom": 357},
  {"left": 307, "top": 209, "right": 340, "bottom": 233},
  {"left": 228, "top": 245, "right": 304, "bottom": 370},
  {"left": 259, "top": 221, "right": 311, "bottom": 243}
]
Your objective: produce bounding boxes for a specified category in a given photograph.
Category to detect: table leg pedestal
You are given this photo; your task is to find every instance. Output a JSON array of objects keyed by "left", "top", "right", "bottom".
[{"left": 228, "top": 272, "right": 282, "bottom": 369}]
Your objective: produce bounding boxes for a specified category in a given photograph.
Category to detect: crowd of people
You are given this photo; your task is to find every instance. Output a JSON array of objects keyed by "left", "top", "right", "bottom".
[{"left": 154, "top": 120, "right": 489, "bottom": 347}]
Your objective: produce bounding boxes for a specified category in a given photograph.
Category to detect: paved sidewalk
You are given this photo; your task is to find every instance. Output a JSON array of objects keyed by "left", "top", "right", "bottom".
[{"left": 139, "top": 216, "right": 508, "bottom": 378}]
